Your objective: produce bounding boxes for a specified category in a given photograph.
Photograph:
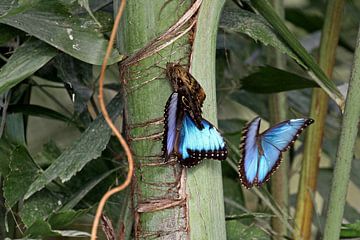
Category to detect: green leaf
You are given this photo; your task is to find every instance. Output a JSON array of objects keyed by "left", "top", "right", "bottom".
[
  {"left": 226, "top": 219, "right": 270, "bottom": 240},
  {"left": 25, "top": 219, "right": 91, "bottom": 238},
  {"left": 77, "top": 0, "right": 101, "bottom": 27},
  {"left": 25, "top": 220, "right": 62, "bottom": 238},
  {"left": 48, "top": 209, "right": 88, "bottom": 228},
  {"left": 219, "top": 8, "right": 304, "bottom": 68},
  {"left": 34, "top": 140, "right": 62, "bottom": 166},
  {"left": 20, "top": 189, "right": 62, "bottom": 226},
  {"left": 8, "top": 104, "right": 77, "bottom": 125},
  {"left": 341, "top": 221, "right": 360, "bottom": 238},
  {"left": 0, "top": 137, "right": 16, "bottom": 176},
  {"left": 240, "top": 66, "right": 319, "bottom": 93},
  {"left": 24, "top": 93, "right": 123, "bottom": 199},
  {"left": 0, "top": 0, "right": 16, "bottom": 17},
  {"left": 0, "top": 1, "right": 122, "bottom": 65},
  {"left": 0, "top": 39, "right": 57, "bottom": 94},
  {"left": 250, "top": 0, "right": 344, "bottom": 108},
  {"left": 61, "top": 168, "right": 118, "bottom": 210},
  {"left": 3, "top": 145, "right": 40, "bottom": 207},
  {"left": 4, "top": 113, "right": 26, "bottom": 144}
]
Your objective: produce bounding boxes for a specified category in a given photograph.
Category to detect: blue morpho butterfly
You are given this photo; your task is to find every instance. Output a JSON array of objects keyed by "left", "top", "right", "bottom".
[
  {"left": 162, "top": 92, "right": 227, "bottom": 167},
  {"left": 238, "top": 116, "right": 314, "bottom": 188},
  {"left": 165, "top": 63, "right": 205, "bottom": 129}
]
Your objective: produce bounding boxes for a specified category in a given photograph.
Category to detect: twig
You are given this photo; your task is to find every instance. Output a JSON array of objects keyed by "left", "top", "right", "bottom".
[{"left": 90, "top": 1, "right": 134, "bottom": 240}]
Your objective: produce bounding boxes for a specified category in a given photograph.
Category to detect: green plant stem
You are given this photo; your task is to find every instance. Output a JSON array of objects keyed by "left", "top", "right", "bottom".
[
  {"left": 188, "top": 0, "right": 227, "bottom": 239},
  {"left": 116, "top": 1, "right": 191, "bottom": 238},
  {"left": 250, "top": 0, "right": 344, "bottom": 108},
  {"left": 117, "top": 0, "right": 226, "bottom": 238},
  {"left": 322, "top": 26, "right": 360, "bottom": 240},
  {"left": 267, "top": 1, "right": 288, "bottom": 239},
  {"left": 293, "top": 1, "right": 345, "bottom": 239}
]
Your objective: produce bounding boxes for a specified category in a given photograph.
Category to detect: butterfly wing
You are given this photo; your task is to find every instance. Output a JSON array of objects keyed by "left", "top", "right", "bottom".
[
  {"left": 178, "top": 113, "right": 227, "bottom": 167},
  {"left": 257, "top": 118, "right": 314, "bottom": 185},
  {"left": 261, "top": 118, "right": 315, "bottom": 150},
  {"left": 162, "top": 92, "right": 183, "bottom": 161},
  {"left": 238, "top": 117, "right": 261, "bottom": 188},
  {"left": 239, "top": 117, "right": 314, "bottom": 188}
]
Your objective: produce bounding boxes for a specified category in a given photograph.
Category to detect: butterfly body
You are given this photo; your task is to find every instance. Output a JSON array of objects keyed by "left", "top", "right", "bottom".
[
  {"left": 166, "top": 63, "right": 206, "bottom": 129},
  {"left": 163, "top": 92, "right": 227, "bottom": 167},
  {"left": 239, "top": 117, "right": 314, "bottom": 188}
]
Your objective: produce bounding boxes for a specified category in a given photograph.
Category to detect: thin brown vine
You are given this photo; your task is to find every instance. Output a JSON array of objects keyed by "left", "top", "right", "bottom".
[{"left": 91, "top": 1, "right": 133, "bottom": 240}]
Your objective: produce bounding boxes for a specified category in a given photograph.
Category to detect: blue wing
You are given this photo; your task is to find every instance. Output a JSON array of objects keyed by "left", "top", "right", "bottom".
[
  {"left": 163, "top": 92, "right": 227, "bottom": 167},
  {"left": 239, "top": 117, "right": 261, "bottom": 188},
  {"left": 162, "top": 92, "right": 180, "bottom": 161},
  {"left": 261, "top": 118, "right": 314, "bottom": 150},
  {"left": 239, "top": 117, "right": 314, "bottom": 188},
  {"left": 178, "top": 113, "right": 227, "bottom": 167}
]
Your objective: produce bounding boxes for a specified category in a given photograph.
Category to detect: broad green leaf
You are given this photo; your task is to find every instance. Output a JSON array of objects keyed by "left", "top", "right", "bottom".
[
  {"left": 34, "top": 140, "right": 62, "bottom": 166},
  {"left": 0, "top": 0, "right": 16, "bottom": 17},
  {"left": 240, "top": 66, "right": 319, "bottom": 93},
  {"left": 25, "top": 219, "right": 91, "bottom": 238},
  {"left": 0, "top": 0, "right": 122, "bottom": 65},
  {"left": 3, "top": 145, "right": 40, "bottom": 207},
  {"left": 285, "top": 8, "right": 323, "bottom": 33},
  {"left": 61, "top": 167, "right": 118, "bottom": 210},
  {"left": 4, "top": 113, "right": 26, "bottom": 144},
  {"left": 250, "top": 0, "right": 344, "bottom": 109},
  {"left": 25, "top": 220, "right": 62, "bottom": 238},
  {"left": 0, "top": 39, "right": 57, "bottom": 94},
  {"left": 20, "top": 189, "right": 62, "bottom": 226},
  {"left": 219, "top": 8, "right": 305, "bottom": 68},
  {"left": 24, "top": 93, "right": 123, "bottom": 199},
  {"left": 226, "top": 219, "right": 270, "bottom": 240},
  {"left": 48, "top": 209, "right": 88, "bottom": 228},
  {"left": 0, "top": 136, "right": 16, "bottom": 176},
  {"left": 341, "top": 221, "right": 360, "bottom": 238}
]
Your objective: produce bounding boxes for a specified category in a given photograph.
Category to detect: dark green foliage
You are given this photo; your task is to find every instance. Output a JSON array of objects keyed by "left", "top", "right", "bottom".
[{"left": 0, "top": 0, "right": 359, "bottom": 239}]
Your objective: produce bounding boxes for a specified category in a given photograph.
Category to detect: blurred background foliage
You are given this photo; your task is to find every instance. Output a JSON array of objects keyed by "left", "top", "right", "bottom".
[{"left": 0, "top": 0, "right": 359, "bottom": 239}]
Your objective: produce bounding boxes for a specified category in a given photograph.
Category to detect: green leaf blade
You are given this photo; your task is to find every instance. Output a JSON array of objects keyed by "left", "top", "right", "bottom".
[
  {"left": 24, "top": 93, "right": 123, "bottom": 199},
  {"left": 0, "top": 39, "right": 57, "bottom": 94},
  {"left": 220, "top": 8, "right": 305, "bottom": 68},
  {"left": 4, "top": 145, "right": 40, "bottom": 207},
  {"left": 250, "top": 0, "right": 345, "bottom": 108},
  {"left": 240, "top": 66, "right": 319, "bottom": 93},
  {"left": 0, "top": 1, "right": 122, "bottom": 65}
]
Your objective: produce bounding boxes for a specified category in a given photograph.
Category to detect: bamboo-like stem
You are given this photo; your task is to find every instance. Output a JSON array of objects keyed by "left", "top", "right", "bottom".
[
  {"left": 267, "top": 1, "right": 288, "bottom": 239},
  {"left": 293, "top": 1, "right": 345, "bottom": 239},
  {"left": 187, "top": 0, "right": 227, "bottom": 238},
  {"left": 322, "top": 26, "right": 360, "bottom": 240},
  {"left": 116, "top": 0, "right": 226, "bottom": 238}
]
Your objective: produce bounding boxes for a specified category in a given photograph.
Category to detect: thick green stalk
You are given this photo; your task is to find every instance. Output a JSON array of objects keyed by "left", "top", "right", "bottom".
[
  {"left": 188, "top": 0, "right": 226, "bottom": 239},
  {"left": 267, "top": 1, "right": 288, "bottom": 239},
  {"left": 117, "top": 1, "right": 191, "bottom": 239},
  {"left": 293, "top": 1, "right": 345, "bottom": 239},
  {"left": 323, "top": 26, "right": 360, "bottom": 240},
  {"left": 117, "top": 0, "right": 226, "bottom": 238}
]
